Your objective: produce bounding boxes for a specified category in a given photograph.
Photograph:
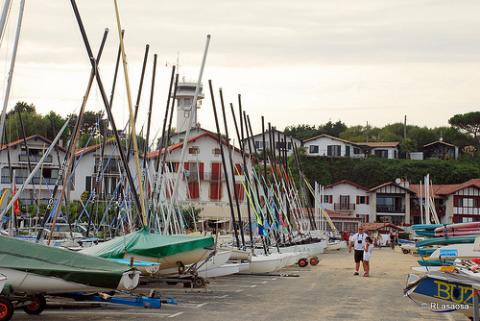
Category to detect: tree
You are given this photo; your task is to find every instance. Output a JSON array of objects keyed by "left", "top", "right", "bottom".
[
  {"left": 449, "top": 112, "right": 480, "bottom": 143},
  {"left": 7, "top": 101, "right": 35, "bottom": 116}
]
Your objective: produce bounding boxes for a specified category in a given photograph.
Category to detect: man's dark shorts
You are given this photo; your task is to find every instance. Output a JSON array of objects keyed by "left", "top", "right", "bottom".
[{"left": 354, "top": 250, "right": 364, "bottom": 263}]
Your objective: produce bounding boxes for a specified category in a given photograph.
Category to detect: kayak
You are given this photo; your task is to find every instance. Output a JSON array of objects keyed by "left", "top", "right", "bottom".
[{"left": 416, "top": 236, "right": 476, "bottom": 248}]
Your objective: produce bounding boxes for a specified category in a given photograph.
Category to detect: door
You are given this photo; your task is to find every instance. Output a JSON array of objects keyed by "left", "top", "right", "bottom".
[{"left": 340, "top": 195, "right": 350, "bottom": 210}]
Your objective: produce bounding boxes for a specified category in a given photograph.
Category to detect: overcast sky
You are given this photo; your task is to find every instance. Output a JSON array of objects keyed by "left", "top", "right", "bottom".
[{"left": 1, "top": 0, "right": 480, "bottom": 140}]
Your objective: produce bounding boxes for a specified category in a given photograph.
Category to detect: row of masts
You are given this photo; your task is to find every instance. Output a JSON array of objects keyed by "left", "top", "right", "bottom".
[{"left": 0, "top": 1, "right": 331, "bottom": 251}]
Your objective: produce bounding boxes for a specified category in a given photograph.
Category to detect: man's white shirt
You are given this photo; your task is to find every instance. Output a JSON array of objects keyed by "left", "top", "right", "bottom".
[{"left": 350, "top": 233, "right": 368, "bottom": 251}]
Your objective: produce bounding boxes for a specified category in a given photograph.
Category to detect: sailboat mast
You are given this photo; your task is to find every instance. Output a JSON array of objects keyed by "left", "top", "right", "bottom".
[
  {"left": 0, "top": 0, "right": 25, "bottom": 148},
  {"left": 208, "top": 81, "right": 240, "bottom": 248},
  {"left": 113, "top": 0, "right": 148, "bottom": 226}
]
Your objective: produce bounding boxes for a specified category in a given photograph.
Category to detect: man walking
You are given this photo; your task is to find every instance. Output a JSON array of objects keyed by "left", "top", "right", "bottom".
[{"left": 348, "top": 226, "right": 368, "bottom": 276}]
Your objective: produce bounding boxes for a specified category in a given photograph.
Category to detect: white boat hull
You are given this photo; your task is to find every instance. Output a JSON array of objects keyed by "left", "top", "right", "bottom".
[
  {"left": 430, "top": 243, "right": 479, "bottom": 259},
  {"left": 249, "top": 253, "right": 293, "bottom": 273},
  {"left": 197, "top": 263, "right": 240, "bottom": 278},
  {"left": 0, "top": 268, "right": 140, "bottom": 294},
  {"left": 125, "top": 248, "right": 213, "bottom": 273},
  {"left": 326, "top": 240, "right": 347, "bottom": 251}
]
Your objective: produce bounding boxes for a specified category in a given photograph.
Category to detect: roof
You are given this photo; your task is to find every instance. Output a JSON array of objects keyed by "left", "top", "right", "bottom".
[
  {"left": 324, "top": 179, "right": 369, "bottom": 191},
  {"left": 169, "top": 127, "right": 217, "bottom": 138},
  {"left": 248, "top": 128, "right": 300, "bottom": 141},
  {"left": 423, "top": 140, "right": 456, "bottom": 148},
  {"left": 74, "top": 138, "right": 116, "bottom": 157},
  {"left": 147, "top": 131, "right": 244, "bottom": 159},
  {"left": 361, "top": 223, "right": 404, "bottom": 231},
  {"left": 0, "top": 134, "right": 66, "bottom": 153},
  {"left": 410, "top": 179, "right": 480, "bottom": 197},
  {"left": 303, "top": 133, "right": 359, "bottom": 145},
  {"left": 356, "top": 142, "right": 400, "bottom": 148},
  {"left": 369, "top": 181, "right": 415, "bottom": 193}
]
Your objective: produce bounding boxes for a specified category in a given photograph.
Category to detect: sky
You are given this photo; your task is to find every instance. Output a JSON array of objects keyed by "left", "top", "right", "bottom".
[{"left": 1, "top": 0, "right": 480, "bottom": 141}]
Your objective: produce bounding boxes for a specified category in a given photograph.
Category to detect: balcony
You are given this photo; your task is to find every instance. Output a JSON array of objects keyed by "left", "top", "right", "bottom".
[
  {"left": 1, "top": 176, "right": 60, "bottom": 185},
  {"left": 376, "top": 205, "right": 405, "bottom": 213},
  {"left": 334, "top": 203, "right": 356, "bottom": 212},
  {"left": 19, "top": 154, "right": 52, "bottom": 163}
]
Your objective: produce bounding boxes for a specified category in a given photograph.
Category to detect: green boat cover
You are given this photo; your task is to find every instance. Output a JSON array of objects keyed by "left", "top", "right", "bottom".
[
  {"left": 0, "top": 235, "right": 132, "bottom": 289},
  {"left": 416, "top": 236, "right": 475, "bottom": 248},
  {"left": 81, "top": 228, "right": 214, "bottom": 259}
]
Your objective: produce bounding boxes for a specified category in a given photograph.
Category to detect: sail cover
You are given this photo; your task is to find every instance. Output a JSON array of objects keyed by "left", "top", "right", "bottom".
[
  {"left": 0, "top": 235, "right": 133, "bottom": 289},
  {"left": 81, "top": 228, "right": 214, "bottom": 259}
]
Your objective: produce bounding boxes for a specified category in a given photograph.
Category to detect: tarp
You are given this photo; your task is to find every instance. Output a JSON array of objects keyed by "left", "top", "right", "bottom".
[
  {"left": 0, "top": 235, "right": 131, "bottom": 289},
  {"left": 81, "top": 228, "right": 214, "bottom": 259}
]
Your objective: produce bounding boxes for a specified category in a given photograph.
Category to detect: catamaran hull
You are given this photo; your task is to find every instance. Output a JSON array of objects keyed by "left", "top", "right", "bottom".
[
  {"left": 0, "top": 268, "right": 140, "bottom": 294},
  {"left": 249, "top": 253, "right": 294, "bottom": 273},
  {"left": 326, "top": 240, "right": 347, "bottom": 251},
  {"left": 156, "top": 250, "right": 232, "bottom": 276}
]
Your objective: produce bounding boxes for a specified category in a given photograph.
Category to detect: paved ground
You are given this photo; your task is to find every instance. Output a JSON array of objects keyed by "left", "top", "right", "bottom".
[{"left": 13, "top": 248, "right": 469, "bottom": 321}]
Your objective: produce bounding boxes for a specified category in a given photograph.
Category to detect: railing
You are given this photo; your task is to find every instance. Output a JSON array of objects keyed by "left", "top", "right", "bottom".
[
  {"left": 334, "top": 203, "right": 356, "bottom": 211},
  {"left": 19, "top": 154, "right": 52, "bottom": 163},
  {"left": 376, "top": 205, "right": 405, "bottom": 213},
  {"left": 1, "top": 176, "right": 60, "bottom": 185}
]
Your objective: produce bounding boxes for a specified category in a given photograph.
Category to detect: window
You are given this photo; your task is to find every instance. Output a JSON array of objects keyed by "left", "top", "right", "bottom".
[
  {"left": 276, "top": 141, "right": 286, "bottom": 150},
  {"left": 287, "top": 142, "right": 292, "bottom": 150},
  {"left": 356, "top": 196, "right": 369, "bottom": 205},
  {"left": 323, "top": 195, "right": 333, "bottom": 203},
  {"left": 345, "top": 146, "right": 351, "bottom": 157},
  {"left": 167, "top": 162, "right": 179, "bottom": 172},
  {"left": 85, "top": 176, "right": 92, "bottom": 193},
  {"left": 374, "top": 149, "right": 389, "bottom": 158},
  {"left": 309, "top": 145, "right": 319, "bottom": 154},
  {"left": 189, "top": 146, "right": 200, "bottom": 155},
  {"left": 462, "top": 197, "right": 474, "bottom": 208},
  {"left": 212, "top": 148, "right": 221, "bottom": 156},
  {"left": 353, "top": 147, "right": 360, "bottom": 155},
  {"left": 327, "top": 145, "right": 341, "bottom": 157},
  {"left": 254, "top": 141, "right": 263, "bottom": 149}
]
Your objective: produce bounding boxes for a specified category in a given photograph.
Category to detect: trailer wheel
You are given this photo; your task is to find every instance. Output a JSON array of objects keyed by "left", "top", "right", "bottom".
[
  {"left": 23, "top": 294, "right": 46, "bottom": 315},
  {"left": 298, "top": 258, "right": 308, "bottom": 268},
  {"left": 193, "top": 277, "right": 206, "bottom": 288},
  {"left": 310, "top": 257, "right": 319, "bottom": 266},
  {"left": 402, "top": 249, "right": 409, "bottom": 255},
  {"left": 0, "top": 297, "right": 13, "bottom": 321}
]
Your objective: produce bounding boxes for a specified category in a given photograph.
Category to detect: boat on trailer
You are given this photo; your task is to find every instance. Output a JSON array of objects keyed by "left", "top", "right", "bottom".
[{"left": 81, "top": 228, "right": 214, "bottom": 273}]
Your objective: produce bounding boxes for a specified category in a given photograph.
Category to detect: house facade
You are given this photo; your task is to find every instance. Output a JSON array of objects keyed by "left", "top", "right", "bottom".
[
  {"left": 147, "top": 131, "right": 252, "bottom": 221},
  {"left": 0, "top": 135, "right": 67, "bottom": 205},
  {"left": 244, "top": 129, "right": 301, "bottom": 157},
  {"left": 423, "top": 140, "right": 459, "bottom": 160},
  {"left": 303, "top": 134, "right": 399, "bottom": 159}
]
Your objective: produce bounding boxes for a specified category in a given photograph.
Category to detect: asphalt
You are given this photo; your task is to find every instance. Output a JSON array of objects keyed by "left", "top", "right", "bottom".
[{"left": 12, "top": 248, "right": 469, "bottom": 321}]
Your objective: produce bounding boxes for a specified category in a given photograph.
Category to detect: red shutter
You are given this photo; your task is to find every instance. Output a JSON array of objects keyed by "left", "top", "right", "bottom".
[
  {"left": 211, "top": 162, "right": 221, "bottom": 180},
  {"left": 454, "top": 196, "right": 460, "bottom": 207},
  {"left": 184, "top": 162, "right": 190, "bottom": 171},
  {"left": 366, "top": 196, "right": 369, "bottom": 205},
  {"left": 356, "top": 196, "right": 359, "bottom": 204},
  {"left": 188, "top": 181, "right": 199, "bottom": 199},
  {"left": 234, "top": 163, "right": 243, "bottom": 175},
  {"left": 209, "top": 181, "right": 222, "bottom": 200},
  {"left": 199, "top": 162, "right": 204, "bottom": 180},
  {"left": 329, "top": 195, "right": 333, "bottom": 203},
  {"left": 234, "top": 183, "right": 245, "bottom": 201},
  {"left": 173, "top": 162, "right": 179, "bottom": 172}
]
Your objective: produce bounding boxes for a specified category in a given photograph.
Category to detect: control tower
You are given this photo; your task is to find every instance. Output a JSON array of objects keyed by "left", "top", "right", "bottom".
[{"left": 175, "top": 80, "right": 204, "bottom": 133}]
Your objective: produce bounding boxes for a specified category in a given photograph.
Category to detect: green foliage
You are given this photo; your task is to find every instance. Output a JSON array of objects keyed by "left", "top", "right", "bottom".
[
  {"left": 300, "top": 156, "right": 480, "bottom": 188},
  {"left": 449, "top": 111, "right": 480, "bottom": 140},
  {"left": 180, "top": 206, "right": 202, "bottom": 230},
  {"left": 284, "top": 120, "right": 346, "bottom": 141}
]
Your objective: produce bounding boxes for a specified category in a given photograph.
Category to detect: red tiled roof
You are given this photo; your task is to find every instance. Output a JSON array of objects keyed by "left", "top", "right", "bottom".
[
  {"left": 361, "top": 223, "right": 404, "bottom": 231},
  {"left": 410, "top": 179, "right": 480, "bottom": 197},
  {"left": 146, "top": 131, "right": 244, "bottom": 159},
  {"left": 0, "top": 134, "right": 66, "bottom": 152},
  {"left": 324, "top": 179, "right": 369, "bottom": 191}
]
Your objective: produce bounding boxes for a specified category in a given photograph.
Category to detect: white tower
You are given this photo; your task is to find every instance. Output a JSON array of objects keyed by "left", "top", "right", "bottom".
[{"left": 175, "top": 80, "right": 204, "bottom": 133}]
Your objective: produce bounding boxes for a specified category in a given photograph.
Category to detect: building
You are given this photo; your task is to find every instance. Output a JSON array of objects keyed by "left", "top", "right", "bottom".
[
  {"left": 303, "top": 134, "right": 399, "bottom": 159},
  {"left": 0, "top": 135, "right": 67, "bottom": 205},
  {"left": 321, "top": 180, "right": 371, "bottom": 223},
  {"left": 147, "top": 131, "right": 252, "bottom": 221},
  {"left": 423, "top": 140, "right": 459, "bottom": 160},
  {"left": 369, "top": 181, "right": 414, "bottom": 225},
  {"left": 244, "top": 128, "right": 301, "bottom": 157},
  {"left": 175, "top": 81, "right": 204, "bottom": 134},
  {"left": 410, "top": 179, "right": 480, "bottom": 224},
  {"left": 71, "top": 141, "right": 139, "bottom": 202}
]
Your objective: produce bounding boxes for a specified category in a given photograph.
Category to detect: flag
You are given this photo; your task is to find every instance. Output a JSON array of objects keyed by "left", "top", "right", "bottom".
[{"left": 12, "top": 184, "right": 20, "bottom": 216}]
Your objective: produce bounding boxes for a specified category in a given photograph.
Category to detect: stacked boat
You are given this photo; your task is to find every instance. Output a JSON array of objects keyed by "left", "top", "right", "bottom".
[{"left": 405, "top": 222, "right": 480, "bottom": 318}]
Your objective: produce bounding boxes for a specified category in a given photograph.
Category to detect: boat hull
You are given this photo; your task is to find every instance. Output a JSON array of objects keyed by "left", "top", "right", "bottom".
[
  {"left": 197, "top": 263, "right": 240, "bottom": 278},
  {"left": 0, "top": 268, "right": 140, "bottom": 293}
]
